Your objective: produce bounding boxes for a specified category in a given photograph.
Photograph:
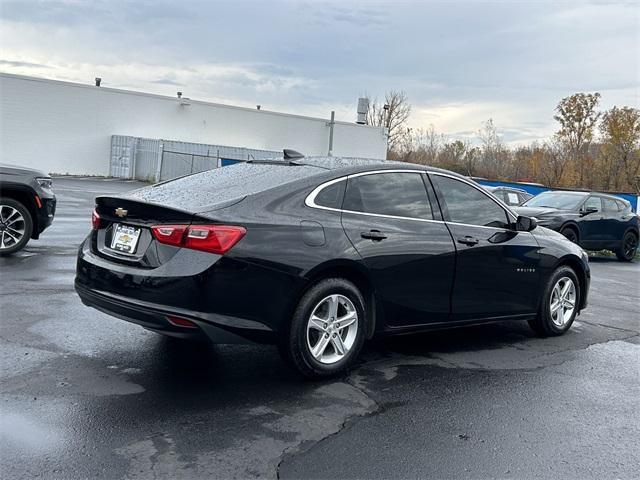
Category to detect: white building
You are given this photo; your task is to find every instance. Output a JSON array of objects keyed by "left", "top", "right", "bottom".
[{"left": 0, "top": 73, "right": 386, "bottom": 178}]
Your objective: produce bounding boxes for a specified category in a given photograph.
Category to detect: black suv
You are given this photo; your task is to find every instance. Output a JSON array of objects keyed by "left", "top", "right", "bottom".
[
  {"left": 0, "top": 164, "right": 56, "bottom": 255},
  {"left": 516, "top": 191, "right": 639, "bottom": 261}
]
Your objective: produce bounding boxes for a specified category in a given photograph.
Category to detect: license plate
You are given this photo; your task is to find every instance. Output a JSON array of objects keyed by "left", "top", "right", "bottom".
[{"left": 110, "top": 224, "right": 141, "bottom": 254}]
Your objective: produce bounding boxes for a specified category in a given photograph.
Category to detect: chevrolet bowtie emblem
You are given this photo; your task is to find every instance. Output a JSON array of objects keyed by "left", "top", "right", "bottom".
[{"left": 115, "top": 207, "right": 128, "bottom": 218}]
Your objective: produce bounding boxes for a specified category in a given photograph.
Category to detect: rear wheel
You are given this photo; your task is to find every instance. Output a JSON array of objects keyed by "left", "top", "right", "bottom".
[
  {"left": 560, "top": 226, "right": 578, "bottom": 244},
  {"left": 0, "top": 198, "right": 33, "bottom": 256},
  {"left": 529, "top": 266, "right": 580, "bottom": 337},
  {"left": 280, "top": 278, "right": 366, "bottom": 378},
  {"left": 615, "top": 231, "right": 638, "bottom": 262}
]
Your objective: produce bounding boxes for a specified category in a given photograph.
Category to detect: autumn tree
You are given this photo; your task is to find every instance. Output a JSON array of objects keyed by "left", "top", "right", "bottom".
[
  {"left": 366, "top": 90, "right": 411, "bottom": 156},
  {"left": 554, "top": 92, "right": 601, "bottom": 186},
  {"left": 599, "top": 106, "right": 640, "bottom": 191}
]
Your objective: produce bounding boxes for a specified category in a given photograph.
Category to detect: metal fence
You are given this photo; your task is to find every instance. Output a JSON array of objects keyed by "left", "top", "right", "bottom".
[{"left": 110, "top": 135, "right": 279, "bottom": 182}]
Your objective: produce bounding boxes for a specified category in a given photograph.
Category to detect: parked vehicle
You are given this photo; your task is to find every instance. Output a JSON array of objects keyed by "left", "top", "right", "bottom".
[
  {"left": 484, "top": 186, "right": 533, "bottom": 206},
  {"left": 516, "top": 191, "right": 639, "bottom": 262},
  {"left": 75, "top": 154, "right": 590, "bottom": 378},
  {"left": 0, "top": 164, "right": 56, "bottom": 255}
]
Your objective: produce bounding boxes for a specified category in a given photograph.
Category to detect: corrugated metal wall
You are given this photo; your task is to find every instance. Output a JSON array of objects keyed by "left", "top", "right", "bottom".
[{"left": 110, "top": 135, "right": 279, "bottom": 182}]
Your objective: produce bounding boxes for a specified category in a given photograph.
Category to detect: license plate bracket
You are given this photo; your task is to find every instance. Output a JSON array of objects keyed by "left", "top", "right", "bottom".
[{"left": 110, "top": 223, "right": 141, "bottom": 254}]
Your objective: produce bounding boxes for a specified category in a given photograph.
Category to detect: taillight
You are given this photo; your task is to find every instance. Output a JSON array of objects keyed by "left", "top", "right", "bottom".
[
  {"left": 150, "top": 224, "right": 246, "bottom": 254},
  {"left": 91, "top": 208, "right": 101, "bottom": 230}
]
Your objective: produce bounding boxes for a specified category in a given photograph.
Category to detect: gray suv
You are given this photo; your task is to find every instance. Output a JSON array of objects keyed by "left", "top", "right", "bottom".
[{"left": 0, "top": 164, "right": 56, "bottom": 255}]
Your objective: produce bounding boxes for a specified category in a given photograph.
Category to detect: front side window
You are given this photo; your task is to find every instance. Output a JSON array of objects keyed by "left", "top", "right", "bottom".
[
  {"left": 583, "top": 196, "right": 602, "bottom": 212},
  {"left": 343, "top": 172, "right": 433, "bottom": 220},
  {"left": 432, "top": 175, "right": 510, "bottom": 229}
]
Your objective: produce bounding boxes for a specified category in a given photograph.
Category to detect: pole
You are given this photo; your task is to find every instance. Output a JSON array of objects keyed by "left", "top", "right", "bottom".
[{"left": 327, "top": 111, "right": 335, "bottom": 156}]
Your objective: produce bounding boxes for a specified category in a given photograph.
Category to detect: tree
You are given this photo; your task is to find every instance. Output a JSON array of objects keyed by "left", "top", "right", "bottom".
[
  {"left": 554, "top": 92, "right": 601, "bottom": 186},
  {"left": 599, "top": 106, "right": 640, "bottom": 192},
  {"left": 366, "top": 90, "right": 411, "bottom": 156},
  {"left": 477, "top": 119, "right": 509, "bottom": 179}
]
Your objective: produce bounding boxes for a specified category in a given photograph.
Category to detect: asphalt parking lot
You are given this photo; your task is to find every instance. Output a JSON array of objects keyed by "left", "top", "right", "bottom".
[{"left": 1, "top": 177, "right": 638, "bottom": 479}]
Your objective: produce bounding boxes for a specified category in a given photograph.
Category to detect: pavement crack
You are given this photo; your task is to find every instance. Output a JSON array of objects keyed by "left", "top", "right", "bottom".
[{"left": 275, "top": 375, "right": 380, "bottom": 480}]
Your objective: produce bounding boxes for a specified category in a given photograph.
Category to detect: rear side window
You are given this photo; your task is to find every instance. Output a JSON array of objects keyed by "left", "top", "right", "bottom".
[
  {"left": 603, "top": 198, "right": 619, "bottom": 212},
  {"left": 343, "top": 172, "right": 433, "bottom": 220},
  {"left": 432, "top": 175, "right": 510, "bottom": 229},
  {"left": 314, "top": 180, "right": 346, "bottom": 209}
]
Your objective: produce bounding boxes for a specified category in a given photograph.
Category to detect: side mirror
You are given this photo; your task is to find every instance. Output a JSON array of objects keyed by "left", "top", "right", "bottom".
[
  {"left": 516, "top": 215, "right": 537, "bottom": 232},
  {"left": 581, "top": 207, "right": 598, "bottom": 216}
]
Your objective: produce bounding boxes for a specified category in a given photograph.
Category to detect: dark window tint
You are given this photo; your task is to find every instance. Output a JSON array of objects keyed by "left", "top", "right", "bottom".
[
  {"left": 583, "top": 196, "right": 602, "bottom": 212},
  {"left": 603, "top": 198, "right": 619, "bottom": 212},
  {"left": 432, "top": 175, "right": 510, "bottom": 229},
  {"left": 343, "top": 173, "right": 432, "bottom": 219},
  {"left": 314, "top": 180, "right": 345, "bottom": 209}
]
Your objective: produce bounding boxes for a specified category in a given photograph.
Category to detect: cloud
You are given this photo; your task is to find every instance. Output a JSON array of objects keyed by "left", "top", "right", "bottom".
[
  {"left": 0, "top": 0, "right": 638, "bottom": 142},
  {"left": 0, "top": 59, "right": 52, "bottom": 69}
]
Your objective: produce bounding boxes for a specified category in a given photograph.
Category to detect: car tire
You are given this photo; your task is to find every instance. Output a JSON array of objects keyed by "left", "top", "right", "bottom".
[
  {"left": 615, "top": 231, "right": 638, "bottom": 262},
  {"left": 560, "top": 226, "right": 578, "bottom": 244},
  {"left": 0, "top": 197, "right": 33, "bottom": 256},
  {"left": 280, "top": 278, "right": 366, "bottom": 378},
  {"left": 528, "top": 265, "right": 580, "bottom": 337}
]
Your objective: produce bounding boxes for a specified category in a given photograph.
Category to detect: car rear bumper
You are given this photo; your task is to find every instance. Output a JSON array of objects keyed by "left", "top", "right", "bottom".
[
  {"left": 74, "top": 237, "right": 301, "bottom": 343},
  {"left": 75, "top": 282, "right": 268, "bottom": 343}
]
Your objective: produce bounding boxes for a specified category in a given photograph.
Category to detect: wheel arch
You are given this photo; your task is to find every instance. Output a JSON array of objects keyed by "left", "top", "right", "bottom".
[
  {"left": 559, "top": 221, "right": 580, "bottom": 242},
  {"left": 554, "top": 255, "right": 588, "bottom": 311},
  {"left": 294, "top": 260, "right": 381, "bottom": 339}
]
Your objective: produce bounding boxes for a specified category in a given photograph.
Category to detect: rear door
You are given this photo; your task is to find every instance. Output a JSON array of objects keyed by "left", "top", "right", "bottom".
[
  {"left": 429, "top": 173, "right": 541, "bottom": 320},
  {"left": 340, "top": 171, "right": 456, "bottom": 327}
]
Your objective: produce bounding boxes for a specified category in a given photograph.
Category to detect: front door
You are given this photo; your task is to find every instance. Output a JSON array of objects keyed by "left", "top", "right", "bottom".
[
  {"left": 340, "top": 171, "right": 456, "bottom": 327},
  {"left": 430, "top": 173, "right": 542, "bottom": 320},
  {"left": 579, "top": 196, "right": 605, "bottom": 248}
]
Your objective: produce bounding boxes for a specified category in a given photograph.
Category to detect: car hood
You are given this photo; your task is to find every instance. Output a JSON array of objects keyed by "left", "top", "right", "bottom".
[
  {"left": 0, "top": 163, "right": 48, "bottom": 177},
  {"left": 514, "top": 206, "right": 571, "bottom": 217}
]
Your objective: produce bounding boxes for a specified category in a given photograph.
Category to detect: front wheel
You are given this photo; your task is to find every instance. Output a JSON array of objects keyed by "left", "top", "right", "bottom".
[
  {"left": 528, "top": 266, "right": 580, "bottom": 337},
  {"left": 615, "top": 231, "right": 638, "bottom": 262},
  {"left": 560, "top": 226, "right": 578, "bottom": 244},
  {"left": 280, "top": 278, "right": 366, "bottom": 378},
  {"left": 0, "top": 198, "right": 33, "bottom": 256}
]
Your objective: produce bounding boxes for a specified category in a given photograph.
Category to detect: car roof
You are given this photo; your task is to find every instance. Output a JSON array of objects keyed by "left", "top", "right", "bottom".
[{"left": 292, "top": 155, "right": 458, "bottom": 177}]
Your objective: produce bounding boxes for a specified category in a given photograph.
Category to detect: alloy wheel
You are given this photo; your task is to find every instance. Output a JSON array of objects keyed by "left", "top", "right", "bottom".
[
  {"left": 549, "top": 276, "right": 577, "bottom": 327},
  {"left": 0, "top": 205, "right": 26, "bottom": 250},
  {"left": 624, "top": 234, "right": 638, "bottom": 259},
  {"left": 306, "top": 294, "right": 358, "bottom": 364}
]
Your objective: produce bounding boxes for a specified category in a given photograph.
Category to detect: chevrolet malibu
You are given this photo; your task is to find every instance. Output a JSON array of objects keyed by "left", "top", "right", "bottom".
[{"left": 75, "top": 154, "right": 590, "bottom": 377}]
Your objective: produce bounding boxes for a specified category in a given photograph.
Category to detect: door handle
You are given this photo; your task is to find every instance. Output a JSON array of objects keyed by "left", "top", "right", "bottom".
[
  {"left": 457, "top": 236, "right": 479, "bottom": 246},
  {"left": 361, "top": 230, "right": 387, "bottom": 241}
]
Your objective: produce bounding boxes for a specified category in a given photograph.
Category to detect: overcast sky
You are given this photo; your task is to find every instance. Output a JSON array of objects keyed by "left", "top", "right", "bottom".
[{"left": 1, "top": 0, "right": 638, "bottom": 144}]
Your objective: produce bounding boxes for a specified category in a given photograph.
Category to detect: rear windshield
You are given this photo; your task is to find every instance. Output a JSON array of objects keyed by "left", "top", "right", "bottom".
[{"left": 126, "top": 162, "right": 323, "bottom": 212}]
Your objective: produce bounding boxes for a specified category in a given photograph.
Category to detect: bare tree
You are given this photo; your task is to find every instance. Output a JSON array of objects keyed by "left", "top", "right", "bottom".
[
  {"left": 477, "top": 119, "right": 509, "bottom": 178},
  {"left": 366, "top": 90, "right": 411, "bottom": 156},
  {"left": 554, "top": 92, "right": 601, "bottom": 185}
]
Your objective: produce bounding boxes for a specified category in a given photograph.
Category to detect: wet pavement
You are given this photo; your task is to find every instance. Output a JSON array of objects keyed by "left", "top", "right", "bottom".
[{"left": 1, "top": 178, "right": 638, "bottom": 479}]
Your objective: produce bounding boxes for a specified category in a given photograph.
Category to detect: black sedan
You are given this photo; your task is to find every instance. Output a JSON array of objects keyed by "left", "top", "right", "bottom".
[
  {"left": 0, "top": 163, "right": 56, "bottom": 255},
  {"left": 75, "top": 154, "right": 590, "bottom": 377},
  {"left": 516, "top": 191, "right": 639, "bottom": 262}
]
